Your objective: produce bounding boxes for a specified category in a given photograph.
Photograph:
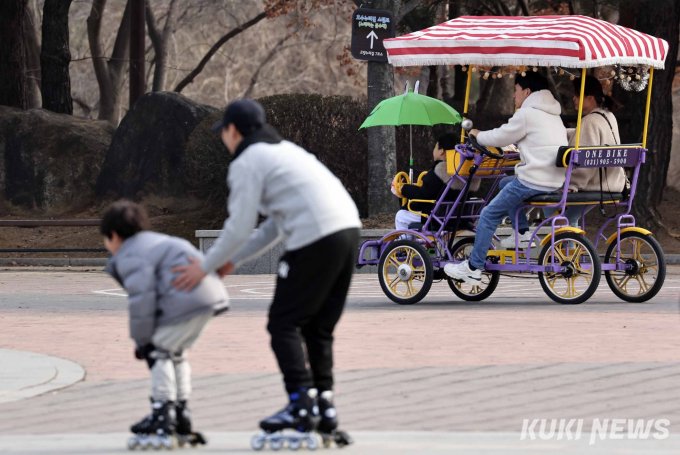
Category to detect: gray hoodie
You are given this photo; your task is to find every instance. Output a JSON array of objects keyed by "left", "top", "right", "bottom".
[
  {"left": 105, "top": 231, "right": 229, "bottom": 346},
  {"left": 200, "top": 127, "right": 362, "bottom": 274},
  {"left": 476, "top": 90, "right": 568, "bottom": 189}
]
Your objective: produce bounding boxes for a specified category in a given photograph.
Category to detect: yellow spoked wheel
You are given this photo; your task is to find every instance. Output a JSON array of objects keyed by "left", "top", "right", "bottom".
[
  {"left": 538, "top": 233, "right": 601, "bottom": 305},
  {"left": 378, "top": 240, "right": 433, "bottom": 305},
  {"left": 447, "top": 238, "right": 500, "bottom": 302},
  {"left": 604, "top": 232, "right": 666, "bottom": 302}
]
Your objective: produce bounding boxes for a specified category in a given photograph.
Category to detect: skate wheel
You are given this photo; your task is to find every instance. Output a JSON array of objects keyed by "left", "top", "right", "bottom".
[
  {"left": 305, "top": 434, "right": 320, "bottom": 451},
  {"left": 250, "top": 434, "right": 266, "bottom": 451},
  {"left": 289, "top": 438, "right": 302, "bottom": 451},
  {"left": 323, "top": 437, "right": 332, "bottom": 449},
  {"left": 269, "top": 436, "right": 284, "bottom": 451},
  {"left": 162, "top": 436, "right": 176, "bottom": 450},
  {"left": 127, "top": 437, "right": 140, "bottom": 450}
]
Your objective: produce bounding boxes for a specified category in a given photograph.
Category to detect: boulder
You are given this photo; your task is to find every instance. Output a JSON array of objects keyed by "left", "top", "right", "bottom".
[
  {"left": 185, "top": 94, "right": 371, "bottom": 215},
  {"left": 96, "top": 92, "right": 219, "bottom": 200},
  {"left": 0, "top": 106, "right": 114, "bottom": 211}
]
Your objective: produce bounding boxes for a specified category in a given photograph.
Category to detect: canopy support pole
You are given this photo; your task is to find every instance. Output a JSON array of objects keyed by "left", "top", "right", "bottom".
[
  {"left": 460, "top": 67, "right": 472, "bottom": 143},
  {"left": 642, "top": 67, "right": 654, "bottom": 149},
  {"left": 409, "top": 124, "right": 413, "bottom": 181},
  {"left": 574, "top": 68, "right": 587, "bottom": 149}
]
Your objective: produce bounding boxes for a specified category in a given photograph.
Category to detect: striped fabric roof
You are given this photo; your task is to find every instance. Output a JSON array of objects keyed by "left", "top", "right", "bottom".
[{"left": 384, "top": 15, "right": 668, "bottom": 69}]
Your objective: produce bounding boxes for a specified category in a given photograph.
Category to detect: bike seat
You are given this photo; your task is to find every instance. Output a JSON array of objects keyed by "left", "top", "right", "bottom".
[
  {"left": 525, "top": 191, "right": 623, "bottom": 204},
  {"left": 407, "top": 220, "right": 475, "bottom": 232}
]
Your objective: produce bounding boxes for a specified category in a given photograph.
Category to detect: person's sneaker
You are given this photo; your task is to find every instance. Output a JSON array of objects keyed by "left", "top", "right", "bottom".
[
  {"left": 444, "top": 260, "right": 482, "bottom": 285},
  {"left": 500, "top": 231, "right": 535, "bottom": 249}
]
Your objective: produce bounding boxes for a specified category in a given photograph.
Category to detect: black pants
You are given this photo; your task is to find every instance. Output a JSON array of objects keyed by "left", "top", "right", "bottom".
[{"left": 267, "top": 228, "right": 359, "bottom": 394}]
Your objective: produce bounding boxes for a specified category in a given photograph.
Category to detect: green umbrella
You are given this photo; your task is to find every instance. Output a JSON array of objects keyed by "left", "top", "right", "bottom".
[{"left": 360, "top": 82, "right": 462, "bottom": 181}]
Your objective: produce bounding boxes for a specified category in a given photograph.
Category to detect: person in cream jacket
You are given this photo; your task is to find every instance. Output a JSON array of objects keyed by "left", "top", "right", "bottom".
[{"left": 445, "top": 72, "right": 567, "bottom": 285}]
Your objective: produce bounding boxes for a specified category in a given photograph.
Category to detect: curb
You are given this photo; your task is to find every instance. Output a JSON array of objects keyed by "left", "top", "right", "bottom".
[
  {"left": 1, "top": 253, "right": 678, "bottom": 270},
  {"left": 0, "top": 349, "right": 85, "bottom": 404},
  {"left": 0, "top": 258, "right": 107, "bottom": 267}
]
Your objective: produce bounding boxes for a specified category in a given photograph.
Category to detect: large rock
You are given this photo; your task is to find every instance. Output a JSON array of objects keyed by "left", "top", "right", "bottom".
[
  {"left": 0, "top": 107, "right": 114, "bottom": 211},
  {"left": 96, "top": 92, "right": 219, "bottom": 200}
]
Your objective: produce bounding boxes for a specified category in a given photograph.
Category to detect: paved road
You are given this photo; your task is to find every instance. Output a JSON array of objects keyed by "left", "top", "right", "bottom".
[{"left": 0, "top": 268, "right": 678, "bottom": 453}]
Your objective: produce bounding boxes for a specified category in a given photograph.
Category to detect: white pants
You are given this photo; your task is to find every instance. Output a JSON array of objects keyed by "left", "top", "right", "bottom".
[
  {"left": 150, "top": 311, "right": 212, "bottom": 402},
  {"left": 395, "top": 210, "right": 422, "bottom": 231}
]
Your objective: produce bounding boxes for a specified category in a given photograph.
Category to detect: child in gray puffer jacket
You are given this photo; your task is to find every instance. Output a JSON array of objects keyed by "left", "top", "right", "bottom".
[{"left": 102, "top": 200, "right": 228, "bottom": 444}]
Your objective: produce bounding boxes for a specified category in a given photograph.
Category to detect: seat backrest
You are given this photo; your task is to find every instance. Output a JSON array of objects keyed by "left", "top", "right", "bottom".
[
  {"left": 446, "top": 147, "right": 521, "bottom": 176},
  {"left": 556, "top": 145, "right": 643, "bottom": 168}
]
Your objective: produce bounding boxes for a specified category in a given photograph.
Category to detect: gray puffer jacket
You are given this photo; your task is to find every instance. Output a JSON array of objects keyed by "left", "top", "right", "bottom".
[{"left": 105, "top": 231, "right": 229, "bottom": 346}]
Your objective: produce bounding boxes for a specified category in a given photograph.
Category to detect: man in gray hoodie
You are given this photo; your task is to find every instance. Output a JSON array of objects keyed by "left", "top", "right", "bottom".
[
  {"left": 445, "top": 72, "right": 567, "bottom": 285},
  {"left": 173, "top": 99, "right": 361, "bottom": 442},
  {"left": 102, "top": 201, "right": 228, "bottom": 447}
]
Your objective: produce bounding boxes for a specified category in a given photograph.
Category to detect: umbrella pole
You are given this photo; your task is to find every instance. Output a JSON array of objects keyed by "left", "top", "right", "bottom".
[{"left": 409, "top": 124, "right": 413, "bottom": 182}]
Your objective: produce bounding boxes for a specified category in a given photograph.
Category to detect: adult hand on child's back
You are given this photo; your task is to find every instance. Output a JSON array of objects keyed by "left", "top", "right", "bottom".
[
  {"left": 217, "top": 262, "right": 235, "bottom": 278},
  {"left": 172, "top": 256, "right": 206, "bottom": 292}
]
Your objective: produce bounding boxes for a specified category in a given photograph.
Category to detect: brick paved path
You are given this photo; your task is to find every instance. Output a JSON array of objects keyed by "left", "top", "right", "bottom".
[{"left": 0, "top": 268, "right": 678, "bottom": 453}]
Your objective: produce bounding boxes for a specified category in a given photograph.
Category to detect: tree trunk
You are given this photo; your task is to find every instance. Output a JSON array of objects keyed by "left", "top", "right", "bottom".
[
  {"left": 87, "top": 0, "right": 131, "bottom": 125},
  {"left": 129, "top": 0, "right": 145, "bottom": 108},
  {"left": 367, "top": 60, "right": 398, "bottom": 216},
  {"left": 24, "top": 0, "right": 42, "bottom": 109},
  {"left": 364, "top": 0, "right": 403, "bottom": 217},
  {"left": 146, "top": 0, "right": 179, "bottom": 92},
  {"left": 0, "top": 0, "right": 29, "bottom": 109},
  {"left": 440, "top": 65, "right": 451, "bottom": 101},
  {"left": 628, "top": 0, "right": 680, "bottom": 229},
  {"left": 426, "top": 65, "right": 439, "bottom": 98},
  {"left": 40, "top": 0, "right": 74, "bottom": 114}
]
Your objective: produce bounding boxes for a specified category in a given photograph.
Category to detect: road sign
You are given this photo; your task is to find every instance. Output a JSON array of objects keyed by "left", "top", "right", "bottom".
[{"left": 351, "top": 8, "right": 395, "bottom": 62}]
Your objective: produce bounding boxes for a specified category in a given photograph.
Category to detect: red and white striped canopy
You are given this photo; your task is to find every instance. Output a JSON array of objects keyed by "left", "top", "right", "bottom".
[{"left": 384, "top": 15, "right": 668, "bottom": 69}]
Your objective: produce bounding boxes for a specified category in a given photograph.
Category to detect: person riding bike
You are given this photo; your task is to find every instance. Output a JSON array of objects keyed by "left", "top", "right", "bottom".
[{"left": 445, "top": 72, "right": 567, "bottom": 285}]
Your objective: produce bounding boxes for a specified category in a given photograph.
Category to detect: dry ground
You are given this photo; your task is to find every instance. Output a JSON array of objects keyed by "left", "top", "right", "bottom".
[{"left": 1, "top": 188, "right": 679, "bottom": 258}]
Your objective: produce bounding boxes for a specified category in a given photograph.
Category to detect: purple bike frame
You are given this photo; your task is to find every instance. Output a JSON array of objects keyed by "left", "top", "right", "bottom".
[{"left": 357, "top": 141, "right": 647, "bottom": 275}]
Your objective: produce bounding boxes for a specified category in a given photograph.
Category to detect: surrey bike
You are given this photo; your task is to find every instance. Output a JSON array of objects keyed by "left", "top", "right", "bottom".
[{"left": 357, "top": 14, "right": 667, "bottom": 305}]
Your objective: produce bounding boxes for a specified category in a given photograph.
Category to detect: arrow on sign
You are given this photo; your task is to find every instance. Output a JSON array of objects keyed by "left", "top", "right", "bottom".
[{"left": 367, "top": 30, "right": 379, "bottom": 49}]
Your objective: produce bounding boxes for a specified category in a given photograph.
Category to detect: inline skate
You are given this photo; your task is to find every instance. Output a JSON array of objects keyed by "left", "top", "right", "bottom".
[
  {"left": 175, "top": 400, "right": 207, "bottom": 448},
  {"left": 251, "top": 388, "right": 321, "bottom": 451},
  {"left": 317, "top": 390, "right": 352, "bottom": 448},
  {"left": 127, "top": 399, "right": 177, "bottom": 450}
]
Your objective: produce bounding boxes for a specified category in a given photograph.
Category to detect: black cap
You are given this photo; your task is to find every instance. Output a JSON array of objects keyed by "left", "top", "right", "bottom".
[{"left": 212, "top": 99, "right": 266, "bottom": 135}]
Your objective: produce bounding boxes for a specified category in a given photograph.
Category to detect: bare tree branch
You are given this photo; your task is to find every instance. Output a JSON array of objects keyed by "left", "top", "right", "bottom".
[
  {"left": 397, "top": 0, "right": 426, "bottom": 22},
  {"left": 517, "top": 0, "right": 531, "bottom": 15},
  {"left": 243, "top": 35, "right": 286, "bottom": 99},
  {"left": 174, "top": 11, "right": 267, "bottom": 93},
  {"left": 567, "top": 0, "right": 576, "bottom": 15},
  {"left": 145, "top": 1, "right": 162, "bottom": 50},
  {"left": 497, "top": 0, "right": 512, "bottom": 16}
]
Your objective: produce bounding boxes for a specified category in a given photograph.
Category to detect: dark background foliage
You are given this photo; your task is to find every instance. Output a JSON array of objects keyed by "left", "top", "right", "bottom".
[{"left": 184, "top": 93, "right": 467, "bottom": 217}]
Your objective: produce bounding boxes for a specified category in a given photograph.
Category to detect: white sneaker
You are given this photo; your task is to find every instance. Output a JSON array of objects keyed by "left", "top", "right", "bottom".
[
  {"left": 500, "top": 231, "right": 535, "bottom": 249},
  {"left": 444, "top": 260, "right": 482, "bottom": 285}
]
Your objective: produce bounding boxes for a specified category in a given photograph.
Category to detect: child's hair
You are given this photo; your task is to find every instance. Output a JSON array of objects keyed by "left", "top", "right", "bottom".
[
  {"left": 100, "top": 200, "right": 151, "bottom": 240},
  {"left": 515, "top": 71, "right": 549, "bottom": 93},
  {"left": 572, "top": 75, "right": 615, "bottom": 110},
  {"left": 436, "top": 133, "right": 459, "bottom": 152}
]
